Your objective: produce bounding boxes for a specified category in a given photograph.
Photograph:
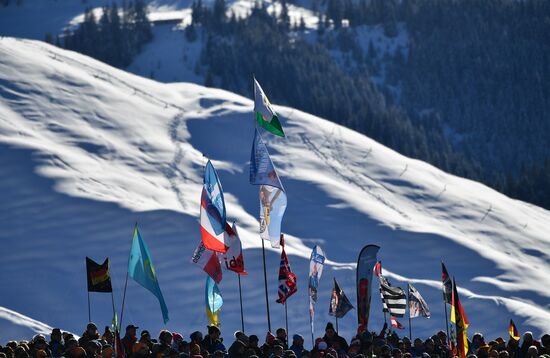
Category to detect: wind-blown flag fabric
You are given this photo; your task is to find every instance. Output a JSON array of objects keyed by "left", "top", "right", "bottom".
[
  {"left": 329, "top": 278, "right": 354, "bottom": 319},
  {"left": 222, "top": 223, "right": 247, "bottom": 275},
  {"left": 276, "top": 235, "right": 297, "bottom": 304},
  {"left": 442, "top": 262, "right": 453, "bottom": 304},
  {"left": 390, "top": 315, "right": 405, "bottom": 330},
  {"left": 250, "top": 128, "right": 287, "bottom": 248},
  {"left": 509, "top": 319, "right": 520, "bottom": 341},
  {"left": 205, "top": 276, "right": 223, "bottom": 327},
  {"left": 451, "top": 278, "right": 469, "bottom": 358},
  {"left": 379, "top": 275, "right": 406, "bottom": 317},
  {"left": 128, "top": 227, "right": 169, "bottom": 324},
  {"left": 200, "top": 160, "right": 228, "bottom": 253},
  {"left": 86, "top": 257, "right": 112, "bottom": 293},
  {"left": 308, "top": 246, "right": 326, "bottom": 337},
  {"left": 254, "top": 78, "right": 285, "bottom": 137},
  {"left": 408, "top": 283, "right": 431, "bottom": 318},
  {"left": 191, "top": 240, "right": 223, "bottom": 284}
]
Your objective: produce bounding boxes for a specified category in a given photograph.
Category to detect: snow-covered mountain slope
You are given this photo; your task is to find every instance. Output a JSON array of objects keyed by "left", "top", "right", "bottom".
[{"left": 0, "top": 38, "right": 549, "bottom": 344}]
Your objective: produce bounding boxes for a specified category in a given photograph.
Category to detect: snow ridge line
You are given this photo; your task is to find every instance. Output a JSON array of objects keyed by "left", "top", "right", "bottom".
[{"left": 298, "top": 132, "right": 410, "bottom": 220}]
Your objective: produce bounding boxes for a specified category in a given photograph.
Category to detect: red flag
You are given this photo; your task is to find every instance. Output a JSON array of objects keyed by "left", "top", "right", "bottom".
[
  {"left": 191, "top": 239, "right": 223, "bottom": 284},
  {"left": 509, "top": 319, "right": 520, "bottom": 341},
  {"left": 276, "top": 234, "right": 297, "bottom": 304},
  {"left": 374, "top": 261, "right": 382, "bottom": 277},
  {"left": 390, "top": 315, "right": 405, "bottom": 330},
  {"left": 451, "top": 278, "right": 469, "bottom": 358}
]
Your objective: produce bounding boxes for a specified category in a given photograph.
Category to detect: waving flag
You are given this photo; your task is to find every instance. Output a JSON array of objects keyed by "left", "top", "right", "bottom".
[
  {"left": 222, "top": 223, "right": 247, "bottom": 275},
  {"left": 451, "top": 278, "right": 469, "bottom": 358},
  {"left": 442, "top": 262, "right": 453, "bottom": 304},
  {"left": 205, "top": 276, "right": 223, "bottom": 327},
  {"left": 356, "top": 245, "right": 380, "bottom": 333},
  {"left": 308, "top": 246, "right": 326, "bottom": 337},
  {"left": 254, "top": 78, "right": 285, "bottom": 137},
  {"left": 86, "top": 257, "right": 112, "bottom": 293},
  {"left": 390, "top": 315, "right": 405, "bottom": 330},
  {"left": 379, "top": 275, "right": 406, "bottom": 317},
  {"left": 201, "top": 160, "right": 228, "bottom": 253},
  {"left": 276, "top": 235, "right": 297, "bottom": 304},
  {"left": 408, "top": 283, "right": 431, "bottom": 318},
  {"left": 250, "top": 128, "right": 287, "bottom": 248},
  {"left": 128, "top": 227, "right": 169, "bottom": 324},
  {"left": 191, "top": 240, "right": 223, "bottom": 284},
  {"left": 329, "top": 278, "right": 354, "bottom": 318},
  {"left": 509, "top": 319, "right": 520, "bottom": 341},
  {"left": 374, "top": 261, "right": 382, "bottom": 277}
]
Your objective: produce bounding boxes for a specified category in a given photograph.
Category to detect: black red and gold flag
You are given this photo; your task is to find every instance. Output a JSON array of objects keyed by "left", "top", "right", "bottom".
[{"left": 86, "top": 257, "right": 112, "bottom": 293}]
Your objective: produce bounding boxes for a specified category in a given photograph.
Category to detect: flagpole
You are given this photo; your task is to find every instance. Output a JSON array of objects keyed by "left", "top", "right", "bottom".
[
  {"left": 120, "top": 223, "right": 137, "bottom": 329},
  {"left": 408, "top": 284, "right": 412, "bottom": 339},
  {"left": 87, "top": 291, "right": 91, "bottom": 323},
  {"left": 284, "top": 301, "right": 289, "bottom": 338},
  {"left": 238, "top": 273, "right": 245, "bottom": 332},
  {"left": 335, "top": 316, "right": 339, "bottom": 334},
  {"left": 309, "top": 309, "right": 314, "bottom": 347},
  {"left": 261, "top": 238, "right": 272, "bottom": 332},
  {"left": 443, "top": 299, "right": 450, "bottom": 344}
]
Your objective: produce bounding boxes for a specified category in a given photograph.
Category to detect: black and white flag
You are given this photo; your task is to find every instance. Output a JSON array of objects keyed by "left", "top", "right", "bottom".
[
  {"left": 379, "top": 275, "right": 406, "bottom": 317},
  {"left": 408, "top": 283, "right": 431, "bottom": 318}
]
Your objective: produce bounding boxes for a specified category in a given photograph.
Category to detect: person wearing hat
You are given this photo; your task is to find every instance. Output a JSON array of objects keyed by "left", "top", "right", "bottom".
[
  {"left": 290, "top": 335, "right": 305, "bottom": 358},
  {"left": 276, "top": 329, "right": 288, "bottom": 350},
  {"left": 49, "top": 329, "right": 65, "bottom": 358},
  {"left": 202, "top": 326, "right": 226, "bottom": 354},
  {"left": 79, "top": 323, "right": 100, "bottom": 348},
  {"left": 122, "top": 325, "right": 139, "bottom": 358},
  {"left": 323, "top": 323, "right": 349, "bottom": 352},
  {"left": 101, "top": 327, "right": 114, "bottom": 347},
  {"left": 152, "top": 330, "right": 173, "bottom": 358},
  {"left": 248, "top": 335, "right": 262, "bottom": 357},
  {"left": 30, "top": 335, "right": 51, "bottom": 358}
]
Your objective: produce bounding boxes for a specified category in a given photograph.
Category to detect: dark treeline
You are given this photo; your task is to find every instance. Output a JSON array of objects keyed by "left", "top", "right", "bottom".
[
  {"left": 190, "top": 1, "right": 480, "bottom": 182},
  {"left": 59, "top": 1, "right": 152, "bottom": 68}
]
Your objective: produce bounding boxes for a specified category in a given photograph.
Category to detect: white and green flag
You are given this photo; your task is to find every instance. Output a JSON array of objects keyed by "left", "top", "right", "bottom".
[{"left": 254, "top": 78, "right": 285, "bottom": 137}]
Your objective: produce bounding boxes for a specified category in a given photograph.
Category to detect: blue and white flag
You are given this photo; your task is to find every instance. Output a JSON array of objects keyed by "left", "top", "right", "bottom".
[
  {"left": 250, "top": 129, "right": 287, "bottom": 248},
  {"left": 201, "top": 160, "right": 228, "bottom": 253}
]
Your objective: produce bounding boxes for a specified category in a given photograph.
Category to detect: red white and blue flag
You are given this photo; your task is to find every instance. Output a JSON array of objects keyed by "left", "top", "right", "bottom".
[
  {"left": 276, "top": 234, "right": 297, "bottom": 304},
  {"left": 200, "top": 160, "right": 229, "bottom": 253}
]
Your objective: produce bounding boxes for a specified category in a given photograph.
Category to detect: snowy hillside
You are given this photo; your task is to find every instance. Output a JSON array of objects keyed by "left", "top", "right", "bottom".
[{"left": 0, "top": 38, "right": 549, "bottom": 344}]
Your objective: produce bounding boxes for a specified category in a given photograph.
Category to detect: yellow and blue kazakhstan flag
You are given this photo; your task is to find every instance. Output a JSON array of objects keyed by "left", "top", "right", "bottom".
[
  {"left": 128, "top": 227, "right": 169, "bottom": 324},
  {"left": 205, "top": 276, "right": 223, "bottom": 327}
]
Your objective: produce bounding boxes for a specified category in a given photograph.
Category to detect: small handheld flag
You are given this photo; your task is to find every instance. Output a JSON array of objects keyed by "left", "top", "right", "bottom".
[
  {"left": 254, "top": 78, "right": 285, "bottom": 137},
  {"left": 509, "top": 319, "right": 520, "bottom": 341},
  {"left": 86, "top": 257, "right": 112, "bottom": 293},
  {"left": 390, "top": 315, "right": 405, "bottom": 330},
  {"left": 128, "top": 227, "right": 169, "bottom": 324}
]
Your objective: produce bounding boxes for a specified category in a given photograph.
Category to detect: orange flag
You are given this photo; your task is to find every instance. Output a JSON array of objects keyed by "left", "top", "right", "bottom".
[{"left": 509, "top": 319, "right": 520, "bottom": 341}]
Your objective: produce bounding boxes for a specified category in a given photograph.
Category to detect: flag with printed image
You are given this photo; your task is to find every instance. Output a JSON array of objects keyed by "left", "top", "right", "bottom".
[
  {"left": 329, "top": 278, "right": 354, "bottom": 318},
  {"left": 250, "top": 128, "right": 287, "bottom": 248},
  {"left": 128, "top": 226, "right": 169, "bottom": 324},
  {"left": 356, "top": 245, "right": 380, "bottom": 333},
  {"left": 408, "top": 283, "right": 431, "bottom": 318},
  {"left": 254, "top": 78, "right": 285, "bottom": 137},
  {"left": 276, "top": 235, "right": 297, "bottom": 304},
  {"left": 200, "top": 160, "right": 229, "bottom": 253},
  {"left": 308, "top": 246, "right": 326, "bottom": 337},
  {"left": 86, "top": 257, "right": 112, "bottom": 293},
  {"left": 508, "top": 319, "right": 520, "bottom": 341}
]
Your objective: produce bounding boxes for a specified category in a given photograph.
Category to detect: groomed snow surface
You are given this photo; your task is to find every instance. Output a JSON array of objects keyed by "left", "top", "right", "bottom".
[{"left": 0, "top": 38, "right": 549, "bottom": 344}]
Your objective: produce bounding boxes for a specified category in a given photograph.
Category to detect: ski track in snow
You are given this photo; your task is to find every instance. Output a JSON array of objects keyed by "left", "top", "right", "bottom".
[{"left": 0, "top": 38, "right": 549, "bottom": 343}]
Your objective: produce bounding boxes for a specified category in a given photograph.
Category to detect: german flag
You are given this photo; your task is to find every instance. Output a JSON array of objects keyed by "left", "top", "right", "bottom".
[
  {"left": 86, "top": 257, "right": 112, "bottom": 292},
  {"left": 451, "top": 278, "right": 469, "bottom": 358},
  {"left": 509, "top": 319, "right": 520, "bottom": 341}
]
